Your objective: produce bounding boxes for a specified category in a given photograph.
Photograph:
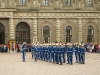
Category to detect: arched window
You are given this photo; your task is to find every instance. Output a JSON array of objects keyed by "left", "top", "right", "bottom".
[
  {"left": 16, "top": 22, "right": 30, "bottom": 44},
  {"left": 87, "top": 26, "right": 94, "bottom": 42},
  {"left": 42, "top": 0, "right": 49, "bottom": 6},
  {"left": 19, "top": 0, "right": 26, "bottom": 6},
  {"left": 66, "top": 26, "right": 72, "bottom": 42},
  {"left": 65, "top": 0, "right": 71, "bottom": 6},
  {"left": 43, "top": 26, "right": 50, "bottom": 43},
  {"left": 86, "top": 0, "right": 93, "bottom": 7}
]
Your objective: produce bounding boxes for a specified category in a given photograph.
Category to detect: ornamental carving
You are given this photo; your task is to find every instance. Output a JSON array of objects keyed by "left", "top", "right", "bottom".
[{"left": 0, "top": 12, "right": 13, "bottom": 17}]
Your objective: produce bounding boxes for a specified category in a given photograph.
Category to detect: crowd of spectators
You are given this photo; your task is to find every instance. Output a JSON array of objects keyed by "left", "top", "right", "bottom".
[
  {"left": 0, "top": 44, "right": 31, "bottom": 53},
  {"left": 84, "top": 44, "right": 100, "bottom": 53},
  {"left": 0, "top": 43, "right": 100, "bottom": 53}
]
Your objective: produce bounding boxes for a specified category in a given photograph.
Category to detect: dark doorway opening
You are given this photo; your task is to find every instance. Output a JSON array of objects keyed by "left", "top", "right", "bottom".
[
  {"left": 0, "top": 23, "right": 5, "bottom": 44},
  {"left": 0, "top": 32, "right": 5, "bottom": 44}
]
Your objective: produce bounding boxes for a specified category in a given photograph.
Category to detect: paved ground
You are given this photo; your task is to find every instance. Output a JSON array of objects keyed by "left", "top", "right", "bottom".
[{"left": 0, "top": 52, "right": 100, "bottom": 75}]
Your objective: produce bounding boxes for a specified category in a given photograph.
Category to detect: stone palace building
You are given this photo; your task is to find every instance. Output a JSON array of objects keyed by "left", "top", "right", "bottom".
[{"left": 0, "top": 0, "right": 100, "bottom": 44}]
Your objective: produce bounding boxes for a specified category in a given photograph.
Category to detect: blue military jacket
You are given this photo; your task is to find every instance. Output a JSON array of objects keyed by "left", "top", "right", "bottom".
[
  {"left": 80, "top": 47, "right": 85, "bottom": 55},
  {"left": 69, "top": 47, "right": 73, "bottom": 55},
  {"left": 75, "top": 46, "right": 79, "bottom": 53}
]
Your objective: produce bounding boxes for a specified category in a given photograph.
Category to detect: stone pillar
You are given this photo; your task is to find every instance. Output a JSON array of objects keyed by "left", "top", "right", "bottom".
[
  {"left": 78, "top": 18, "right": 82, "bottom": 44},
  {"left": 33, "top": 18, "right": 37, "bottom": 43},
  {"left": 9, "top": 18, "right": 15, "bottom": 40},
  {"left": 99, "top": 20, "right": 100, "bottom": 43},
  {"left": 56, "top": 18, "right": 60, "bottom": 42},
  {"left": 9, "top": 17, "right": 15, "bottom": 52}
]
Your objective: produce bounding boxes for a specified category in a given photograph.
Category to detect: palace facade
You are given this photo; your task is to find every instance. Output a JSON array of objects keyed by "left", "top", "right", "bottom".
[{"left": 0, "top": 0, "right": 100, "bottom": 44}]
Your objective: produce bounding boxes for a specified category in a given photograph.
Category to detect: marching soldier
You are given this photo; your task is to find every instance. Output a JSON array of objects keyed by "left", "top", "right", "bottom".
[
  {"left": 61, "top": 44, "right": 66, "bottom": 63},
  {"left": 69, "top": 44, "right": 74, "bottom": 65},
  {"left": 40, "top": 44, "right": 43, "bottom": 60},
  {"left": 31, "top": 44, "right": 35, "bottom": 58},
  {"left": 80, "top": 45, "right": 85, "bottom": 64},
  {"left": 44, "top": 44, "right": 48, "bottom": 62},
  {"left": 34, "top": 45, "right": 38, "bottom": 62},
  {"left": 78, "top": 45, "right": 81, "bottom": 63},
  {"left": 48, "top": 44, "right": 53, "bottom": 62},
  {"left": 75, "top": 44, "right": 79, "bottom": 63},
  {"left": 59, "top": 44, "right": 63, "bottom": 65},
  {"left": 66, "top": 44, "right": 70, "bottom": 64},
  {"left": 51, "top": 44, "right": 56, "bottom": 63},
  {"left": 55, "top": 44, "right": 59, "bottom": 64}
]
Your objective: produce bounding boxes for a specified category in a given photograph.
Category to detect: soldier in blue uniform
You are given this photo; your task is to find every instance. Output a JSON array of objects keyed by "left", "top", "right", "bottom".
[
  {"left": 37, "top": 45, "right": 40, "bottom": 60},
  {"left": 44, "top": 45, "right": 48, "bottom": 62},
  {"left": 22, "top": 42, "right": 27, "bottom": 62},
  {"left": 31, "top": 44, "right": 35, "bottom": 58},
  {"left": 61, "top": 44, "right": 66, "bottom": 63},
  {"left": 55, "top": 44, "right": 60, "bottom": 64},
  {"left": 75, "top": 44, "right": 79, "bottom": 63},
  {"left": 69, "top": 44, "right": 74, "bottom": 65},
  {"left": 34, "top": 45, "right": 38, "bottom": 62},
  {"left": 66, "top": 44, "right": 70, "bottom": 64},
  {"left": 78, "top": 45, "right": 81, "bottom": 63},
  {"left": 40, "top": 44, "right": 43, "bottom": 60},
  {"left": 80, "top": 45, "right": 85, "bottom": 64},
  {"left": 59, "top": 44, "right": 63, "bottom": 65},
  {"left": 42, "top": 44, "right": 46, "bottom": 61},
  {"left": 51, "top": 44, "right": 56, "bottom": 63},
  {"left": 48, "top": 44, "right": 53, "bottom": 62}
]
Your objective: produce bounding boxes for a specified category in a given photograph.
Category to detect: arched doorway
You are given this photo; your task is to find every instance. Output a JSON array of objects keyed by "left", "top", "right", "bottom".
[
  {"left": 43, "top": 26, "right": 50, "bottom": 43},
  {"left": 0, "top": 23, "right": 5, "bottom": 44},
  {"left": 87, "top": 25, "right": 94, "bottom": 42},
  {"left": 16, "top": 22, "right": 30, "bottom": 44},
  {"left": 66, "top": 25, "right": 72, "bottom": 42}
]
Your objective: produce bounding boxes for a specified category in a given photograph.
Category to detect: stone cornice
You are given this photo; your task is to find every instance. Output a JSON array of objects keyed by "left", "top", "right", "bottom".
[
  {"left": 36, "top": 10, "right": 100, "bottom": 13},
  {"left": 0, "top": 9, "right": 16, "bottom": 11}
]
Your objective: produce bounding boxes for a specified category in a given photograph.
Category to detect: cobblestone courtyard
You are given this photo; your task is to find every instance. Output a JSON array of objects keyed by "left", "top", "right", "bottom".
[{"left": 0, "top": 52, "right": 100, "bottom": 75}]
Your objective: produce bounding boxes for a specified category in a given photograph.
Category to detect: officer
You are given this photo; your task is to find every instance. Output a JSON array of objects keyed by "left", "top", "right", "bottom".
[
  {"left": 69, "top": 44, "right": 74, "bottom": 65},
  {"left": 22, "top": 42, "right": 27, "bottom": 62},
  {"left": 31, "top": 43, "right": 35, "bottom": 58},
  {"left": 80, "top": 45, "right": 85, "bottom": 64},
  {"left": 75, "top": 44, "right": 79, "bottom": 63}
]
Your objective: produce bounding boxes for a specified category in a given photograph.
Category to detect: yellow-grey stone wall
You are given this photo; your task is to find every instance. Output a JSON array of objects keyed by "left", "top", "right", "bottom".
[{"left": 0, "top": 0, "right": 100, "bottom": 44}]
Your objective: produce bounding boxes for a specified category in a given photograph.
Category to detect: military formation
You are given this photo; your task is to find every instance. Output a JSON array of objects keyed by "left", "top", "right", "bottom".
[{"left": 22, "top": 42, "right": 85, "bottom": 65}]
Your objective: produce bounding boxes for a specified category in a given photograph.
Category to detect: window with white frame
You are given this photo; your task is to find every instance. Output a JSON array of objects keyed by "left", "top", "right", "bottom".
[
  {"left": 65, "top": 0, "right": 71, "bottom": 6},
  {"left": 42, "top": 0, "right": 49, "bottom": 6},
  {"left": 86, "top": 0, "right": 93, "bottom": 7},
  {"left": 66, "top": 26, "right": 72, "bottom": 42},
  {"left": 87, "top": 26, "right": 94, "bottom": 42},
  {"left": 19, "top": 0, "right": 26, "bottom": 6},
  {"left": 43, "top": 26, "right": 50, "bottom": 43}
]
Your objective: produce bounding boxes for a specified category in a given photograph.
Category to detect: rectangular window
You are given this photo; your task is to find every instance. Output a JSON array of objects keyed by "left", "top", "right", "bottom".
[
  {"left": 19, "top": 0, "right": 26, "bottom": 6},
  {"left": 42, "top": 0, "right": 49, "bottom": 6},
  {"left": 86, "top": 0, "right": 93, "bottom": 7},
  {"left": 65, "top": 0, "right": 71, "bottom": 6}
]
